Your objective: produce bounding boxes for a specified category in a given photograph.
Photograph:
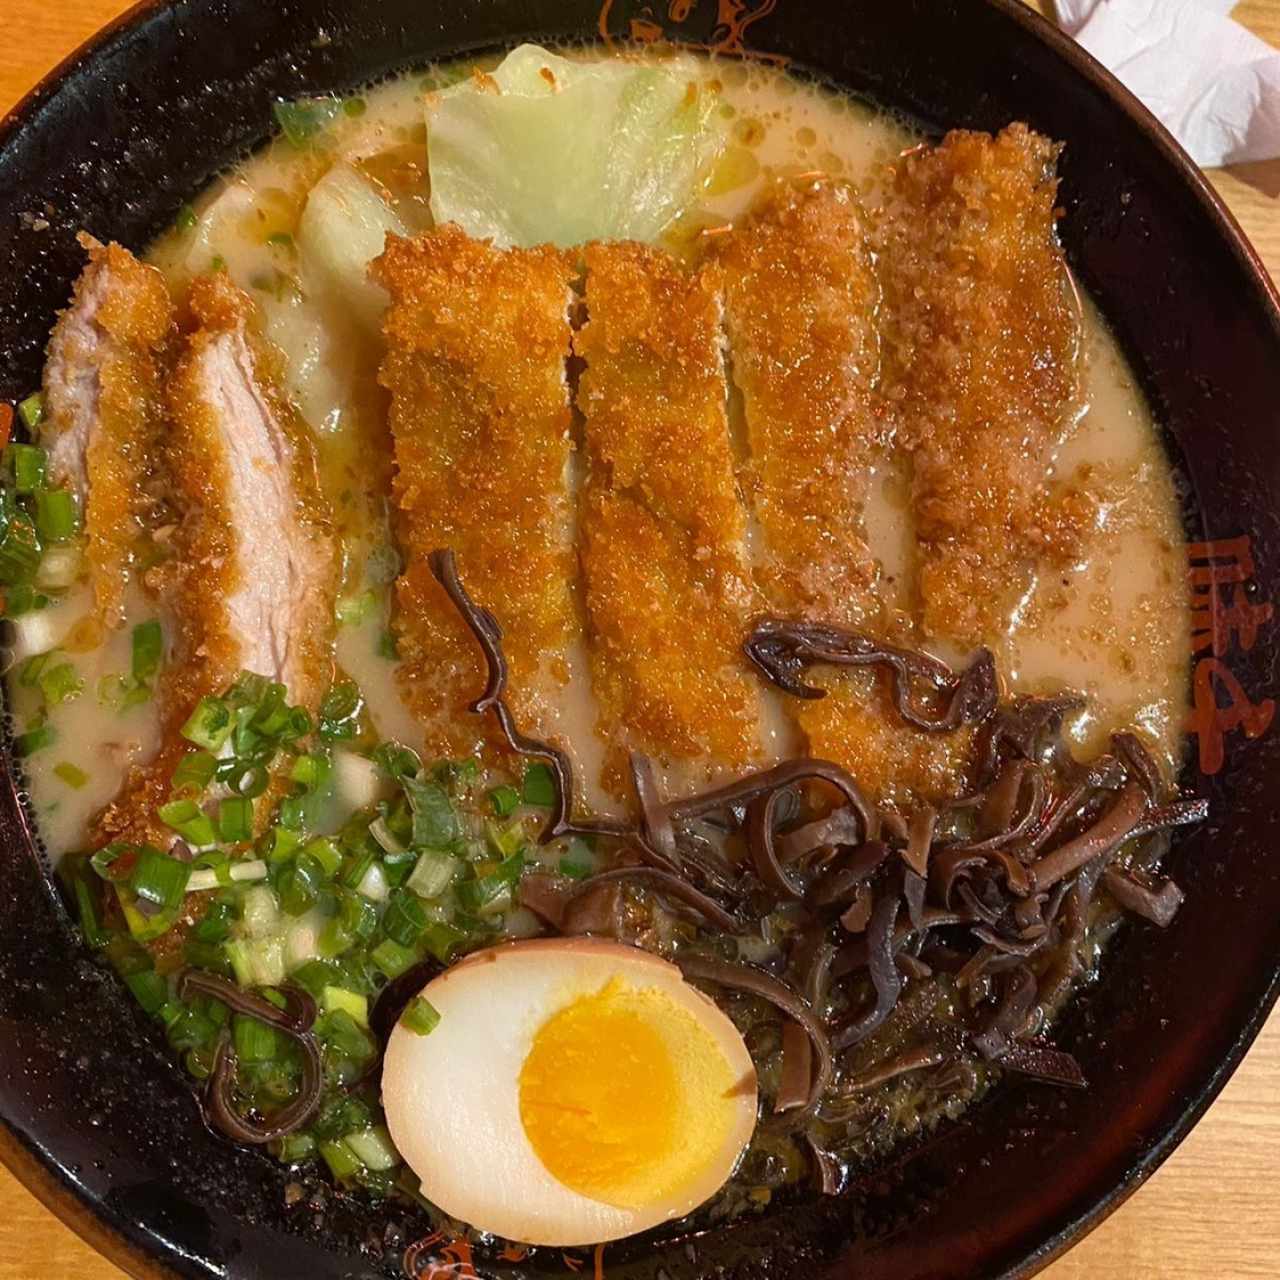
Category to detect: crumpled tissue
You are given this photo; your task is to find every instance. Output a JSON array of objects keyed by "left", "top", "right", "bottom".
[{"left": 1054, "top": 0, "right": 1280, "bottom": 166}]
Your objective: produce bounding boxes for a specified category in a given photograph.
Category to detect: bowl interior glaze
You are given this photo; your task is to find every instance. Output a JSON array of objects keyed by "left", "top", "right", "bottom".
[{"left": 1, "top": 2, "right": 1278, "bottom": 1278}]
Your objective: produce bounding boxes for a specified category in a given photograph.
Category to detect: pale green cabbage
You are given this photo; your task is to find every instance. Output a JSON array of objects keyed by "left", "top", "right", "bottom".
[{"left": 426, "top": 44, "right": 727, "bottom": 248}]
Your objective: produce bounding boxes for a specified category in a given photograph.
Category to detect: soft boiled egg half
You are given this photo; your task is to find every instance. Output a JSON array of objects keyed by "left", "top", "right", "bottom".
[{"left": 381, "top": 938, "right": 758, "bottom": 1246}]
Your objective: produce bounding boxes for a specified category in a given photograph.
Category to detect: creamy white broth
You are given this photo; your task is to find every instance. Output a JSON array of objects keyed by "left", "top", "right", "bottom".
[{"left": 15, "top": 51, "right": 1188, "bottom": 858}]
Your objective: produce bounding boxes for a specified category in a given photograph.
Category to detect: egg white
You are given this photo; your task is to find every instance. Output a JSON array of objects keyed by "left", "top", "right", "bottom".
[{"left": 381, "top": 938, "right": 757, "bottom": 1246}]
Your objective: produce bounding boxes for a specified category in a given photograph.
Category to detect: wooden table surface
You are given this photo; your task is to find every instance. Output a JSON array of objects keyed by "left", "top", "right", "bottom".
[{"left": 1, "top": 2, "right": 1277, "bottom": 1277}]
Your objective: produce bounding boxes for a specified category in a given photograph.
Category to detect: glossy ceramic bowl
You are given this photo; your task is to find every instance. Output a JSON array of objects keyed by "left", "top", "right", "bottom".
[{"left": 1, "top": 2, "right": 1278, "bottom": 1277}]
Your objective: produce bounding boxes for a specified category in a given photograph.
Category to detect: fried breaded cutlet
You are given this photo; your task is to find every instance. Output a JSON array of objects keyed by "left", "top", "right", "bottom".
[
  {"left": 41, "top": 235, "right": 174, "bottom": 629},
  {"left": 714, "top": 180, "right": 972, "bottom": 807},
  {"left": 876, "top": 123, "right": 1083, "bottom": 649},
  {"left": 95, "top": 274, "right": 336, "bottom": 845},
  {"left": 374, "top": 227, "right": 581, "bottom": 761},
  {"left": 576, "top": 241, "right": 762, "bottom": 786},
  {"left": 713, "top": 179, "right": 882, "bottom": 628}
]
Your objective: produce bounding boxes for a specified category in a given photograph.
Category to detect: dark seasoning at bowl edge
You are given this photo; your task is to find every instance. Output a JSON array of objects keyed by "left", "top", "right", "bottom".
[{"left": 0, "top": 3, "right": 1278, "bottom": 1280}]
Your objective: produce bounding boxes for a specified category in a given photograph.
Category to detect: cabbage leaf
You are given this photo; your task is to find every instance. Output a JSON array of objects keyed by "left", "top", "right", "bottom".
[{"left": 426, "top": 45, "right": 727, "bottom": 248}]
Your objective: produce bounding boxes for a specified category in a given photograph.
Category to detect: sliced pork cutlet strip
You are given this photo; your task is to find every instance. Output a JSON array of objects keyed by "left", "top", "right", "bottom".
[
  {"left": 40, "top": 235, "right": 173, "bottom": 628},
  {"left": 576, "top": 241, "right": 762, "bottom": 792},
  {"left": 715, "top": 181, "right": 968, "bottom": 807},
  {"left": 373, "top": 227, "right": 582, "bottom": 765},
  {"left": 877, "top": 123, "right": 1083, "bottom": 650},
  {"left": 714, "top": 178, "right": 882, "bottom": 627},
  {"left": 95, "top": 273, "right": 337, "bottom": 846}
]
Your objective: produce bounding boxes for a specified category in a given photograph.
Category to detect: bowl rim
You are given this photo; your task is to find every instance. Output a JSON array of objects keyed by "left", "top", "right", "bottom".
[{"left": 0, "top": 2, "right": 1278, "bottom": 1279}]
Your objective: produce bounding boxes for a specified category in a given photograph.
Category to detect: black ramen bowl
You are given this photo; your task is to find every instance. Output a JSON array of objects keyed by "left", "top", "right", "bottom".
[{"left": 1, "top": 1, "right": 1277, "bottom": 1277}]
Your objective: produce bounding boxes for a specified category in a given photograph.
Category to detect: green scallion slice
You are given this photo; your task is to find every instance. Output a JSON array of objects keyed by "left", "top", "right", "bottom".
[
  {"left": 0, "top": 508, "right": 41, "bottom": 585},
  {"left": 130, "top": 846, "right": 192, "bottom": 912},
  {"left": 272, "top": 96, "right": 342, "bottom": 148},
  {"left": 131, "top": 619, "right": 163, "bottom": 683},
  {"left": 38, "top": 660, "right": 82, "bottom": 707},
  {"left": 157, "top": 797, "right": 217, "bottom": 847},
  {"left": 335, "top": 589, "right": 377, "bottom": 627},
  {"left": 15, "top": 721, "right": 55, "bottom": 756},
  {"left": 232, "top": 1013, "right": 280, "bottom": 1062},
  {"left": 217, "top": 796, "right": 254, "bottom": 843},
  {"left": 372, "top": 740, "right": 420, "bottom": 780},
  {"left": 370, "top": 937, "right": 418, "bottom": 980},
  {"left": 4, "top": 443, "right": 46, "bottom": 494},
  {"left": 17, "top": 392, "right": 43, "bottom": 430},
  {"left": 521, "top": 762, "right": 557, "bottom": 807},
  {"left": 399, "top": 995, "right": 441, "bottom": 1037},
  {"left": 403, "top": 776, "right": 460, "bottom": 849},
  {"left": 180, "top": 696, "right": 233, "bottom": 750},
  {"left": 487, "top": 784, "right": 519, "bottom": 818},
  {"left": 175, "top": 203, "right": 198, "bottom": 233},
  {"left": 33, "top": 488, "right": 79, "bottom": 543},
  {"left": 171, "top": 749, "right": 217, "bottom": 796},
  {"left": 53, "top": 760, "right": 88, "bottom": 789}
]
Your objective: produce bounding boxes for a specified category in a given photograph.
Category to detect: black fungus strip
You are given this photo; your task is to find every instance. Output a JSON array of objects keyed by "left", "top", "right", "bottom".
[
  {"left": 743, "top": 618, "right": 997, "bottom": 731},
  {"left": 1030, "top": 782, "right": 1147, "bottom": 891},
  {"left": 429, "top": 548, "right": 630, "bottom": 846},
  {"left": 677, "top": 955, "right": 834, "bottom": 1119},
  {"left": 567, "top": 867, "right": 743, "bottom": 933},
  {"left": 833, "top": 893, "right": 904, "bottom": 1052},
  {"left": 1102, "top": 866, "right": 1185, "bottom": 927}
]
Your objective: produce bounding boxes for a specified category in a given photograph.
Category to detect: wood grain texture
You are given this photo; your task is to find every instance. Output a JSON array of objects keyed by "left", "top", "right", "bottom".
[{"left": 0, "top": 2, "right": 1276, "bottom": 1278}]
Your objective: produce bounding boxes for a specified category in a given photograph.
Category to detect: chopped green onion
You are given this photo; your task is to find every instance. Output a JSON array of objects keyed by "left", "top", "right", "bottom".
[
  {"left": 157, "top": 797, "right": 217, "bottom": 847},
  {"left": 130, "top": 846, "right": 192, "bottom": 912},
  {"left": 226, "top": 762, "right": 269, "bottom": 799},
  {"left": 406, "top": 850, "right": 458, "bottom": 900},
  {"left": 370, "top": 937, "right": 418, "bottom": 979},
  {"left": 38, "top": 660, "right": 82, "bottom": 706},
  {"left": 375, "top": 629, "right": 398, "bottom": 660},
  {"left": 0, "top": 508, "right": 41, "bottom": 585},
  {"left": 521, "top": 762, "right": 557, "bottom": 807},
  {"left": 125, "top": 968, "right": 169, "bottom": 1016},
  {"left": 266, "top": 231, "right": 295, "bottom": 250},
  {"left": 343, "top": 96, "right": 368, "bottom": 118},
  {"left": 381, "top": 889, "right": 427, "bottom": 946},
  {"left": 290, "top": 752, "right": 330, "bottom": 791},
  {"left": 4, "top": 443, "right": 46, "bottom": 494},
  {"left": 278, "top": 854, "right": 323, "bottom": 917},
  {"left": 3, "top": 584, "right": 46, "bottom": 617},
  {"left": 53, "top": 760, "right": 88, "bottom": 789},
  {"left": 17, "top": 392, "right": 43, "bottom": 430},
  {"left": 180, "top": 696, "right": 233, "bottom": 750},
  {"left": 274, "top": 1132, "right": 316, "bottom": 1163},
  {"left": 34, "top": 488, "right": 79, "bottom": 542},
  {"left": 259, "top": 825, "right": 302, "bottom": 864},
  {"left": 372, "top": 741, "right": 420, "bottom": 780},
  {"left": 217, "top": 796, "right": 253, "bottom": 843},
  {"left": 404, "top": 776, "right": 460, "bottom": 849},
  {"left": 317, "top": 679, "right": 363, "bottom": 742},
  {"left": 273, "top": 96, "right": 342, "bottom": 148},
  {"left": 421, "top": 921, "right": 465, "bottom": 964},
  {"left": 558, "top": 855, "right": 594, "bottom": 880},
  {"left": 224, "top": 940, "right": 254, "bottom": 987},
  {"left": 17, "top": 651, "right": 49, "bottom": 687},
  {"left": 131, "top": 619, "right": 163, "bottom": 683},
  {"left": 343, "top": 1124, "right": 398, "bottom": 1171},
  {"left": 90, "top": 843, "right": 131, "bottom": 882},
  {"left": 485, "top": 817, "right": 525, "bottom": 858},
  {"left": 335, "top": 589, "right": 377, "bottom": 627},
  {"left": 232, "top": 1013, "right": 280, "bottom": 1062},
  {"left": 175, "top": 203, "right": 198, "bottom": 232},
  {"left": 186, "top": 858, "right": 267, "bottom": 893},
  {"left": 319, "top": 1137, "right": 363, "bottom": 1181},
  {"left": 488, "top": 784, "right": 520, "bottom": 818},
  {"left": 73, "top": 877, "right": 106, "bottom": 948},
  {"left": 35, "top": 544, "right": 82, "bottom": 590},
  {"left": 303, "top": 836, "right": 343, "bottom": 879},
  {"left": 321, "top": 985, "right": 369, "bottom": 1027},
  {"left": 171, "top": 749, "right": 217, "bottom": 796},
  {"left": 15, "top": 721, "right": 55, "bottom": 756},
  {"left": 317, "top": 919, "right": 354, "bottom": 959},
  {"left": 400, "top": 995, "right": 441, "bottom": 1037}
]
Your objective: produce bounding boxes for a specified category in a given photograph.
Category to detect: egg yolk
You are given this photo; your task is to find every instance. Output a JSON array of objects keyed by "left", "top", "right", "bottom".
[{"left": 518, "top": 978, "right": 741, "bottom": 1208}]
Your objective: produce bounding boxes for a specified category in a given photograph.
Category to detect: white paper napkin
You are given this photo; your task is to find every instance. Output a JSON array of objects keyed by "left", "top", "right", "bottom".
[{"left": 1054, "top": 0, "right": 1280, "bottom": 166}]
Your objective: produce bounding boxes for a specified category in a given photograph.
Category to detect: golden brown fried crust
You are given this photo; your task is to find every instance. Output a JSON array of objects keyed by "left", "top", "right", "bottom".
[
  {"left": 44, "top": 237, "right": 173, "bottom": 629},
  {"left": 713, "top": 179, "right": 882, "bottom": 627},
  {"left": 876, "top": 124, "right": 1081, "bottom": 648},
  {"left": 95, "top": 274, "right": 335, "bottom": 847},
  {"left": 374, "top": 227, "right": 579, "bottom": 759},
  {"left": 576, "top": 241, "right": 760, "bottom": 778}
]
